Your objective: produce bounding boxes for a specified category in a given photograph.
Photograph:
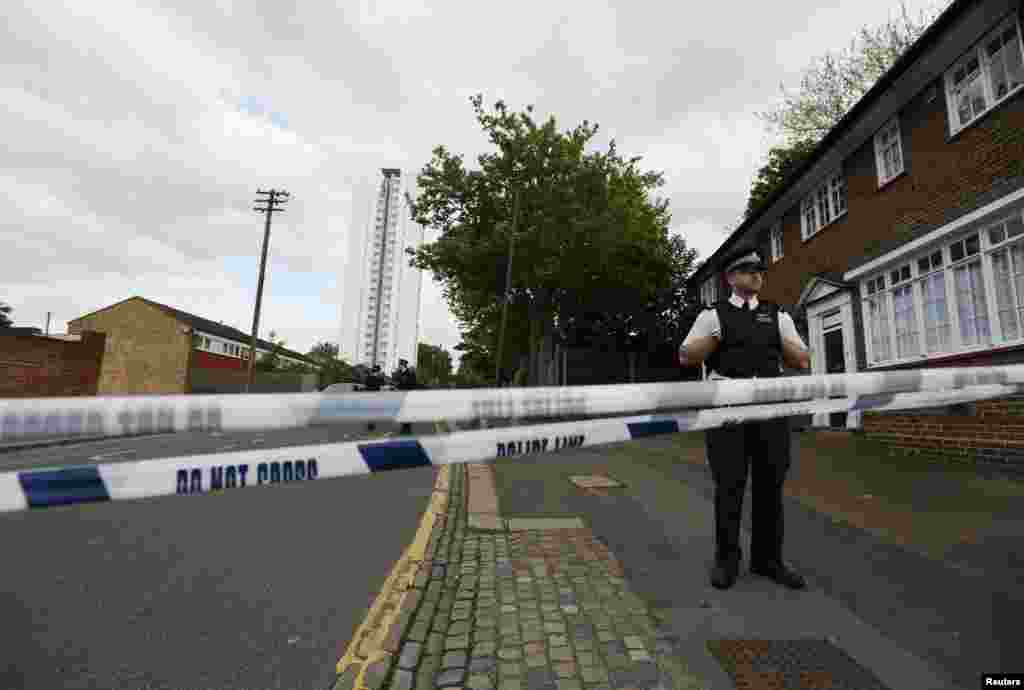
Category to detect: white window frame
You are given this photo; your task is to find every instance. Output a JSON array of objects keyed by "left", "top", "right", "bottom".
[
  {"left": 769, "top": 221, "right": 784, "bottom": 262},
  {"left": 943, "top": 14, "right": 1024, "bottom": 137},
  {"left": 801, "top": 170, "right": 847, "bottom": 240},
  {"left": 861, "top": 209, "right": 1024, "bottom": 368},
  {"left": 873, "top": 116, "right": 905, "bottom": 187}
]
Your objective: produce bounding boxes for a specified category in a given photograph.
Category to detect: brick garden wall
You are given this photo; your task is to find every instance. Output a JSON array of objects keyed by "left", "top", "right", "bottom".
[{"left": 0, "top": 331, "right": 106, "bottom": 398}]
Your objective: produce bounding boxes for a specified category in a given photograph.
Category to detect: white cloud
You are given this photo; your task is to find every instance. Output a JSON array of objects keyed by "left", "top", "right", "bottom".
[{"left": 3, "top": 0, "right": 947, "bottom": 370}]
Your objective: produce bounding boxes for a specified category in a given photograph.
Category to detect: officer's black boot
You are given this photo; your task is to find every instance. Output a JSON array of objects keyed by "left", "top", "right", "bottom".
[{"left": 711, "top": 549, "right": 742, "bottom": 590}]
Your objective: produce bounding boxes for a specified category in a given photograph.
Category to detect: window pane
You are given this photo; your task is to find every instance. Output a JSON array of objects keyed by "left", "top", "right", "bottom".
[
  {"left": 1009, "top": 214, "right": 1024, "bottom": 238},
  {"left": 991, "top": 224, "right": 1007, "bottom": 245},
  {"left": 804, "top": 198, "right": 817, "bottom": 234},
  {"left": 901, "top": 265, "right": 910, "bottom": 281},
  {"left": 1006, "top": 28, "right": 1024, "bottom": 90},
  {"left": 832, "top": 176, "right": 847, "bottom": 214},
  {"left": 966, "top": 234, "right": 979, "bottom": 255},
  {"left": 954, "top": 66, "right": 987, "bottom": 127},
  {"left": 992, "top": 248, "right": 1019, "bottom": 341},
  {"left": 891, "top": 140, "right": 902, "bottom": 174},
  {"left": 817, "top": 186, "right": 831, "bottom": 225},
  {"left": 893, "top": 284, "right": 920, "bottom": 357},
  {"left": 931, "top": 251, "right": 943, "bottom": 268},
  {"left": 955, "top": 260, "right": 990, "bottom": 345},
  {"left": 891, "top": 269, "right": 900, "bottom": 285},
  {"left": 1014, "top": 243, "right": 1024, "bottom": 340},
  {"left": 919, "top": 258, "right": 931, "bottom": 274},
  {"left": 951, "top": 241, "right": 965, "bottom": 262},
  {"left": 868, "top": 297, "right": 892, "bottom": 362},
  {"left": 990, "top": 46, "right": 1011, "bottom": 99},
  {"left": 920, "top": 273, "right": 951, "bottom": 353}
]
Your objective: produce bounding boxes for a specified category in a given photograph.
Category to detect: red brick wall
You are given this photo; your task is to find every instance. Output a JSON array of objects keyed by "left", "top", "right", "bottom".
[
  {"left": 863, "top": 411, "right": 1024, "bottom": 472},
  {"left": 0, "top": 331, "right": 106, "bottom": 398}
]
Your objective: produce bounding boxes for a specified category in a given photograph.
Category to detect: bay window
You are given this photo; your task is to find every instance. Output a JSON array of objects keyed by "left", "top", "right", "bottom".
[{"left": 863, "top": 211, "right": 1024, "bottom": 366}]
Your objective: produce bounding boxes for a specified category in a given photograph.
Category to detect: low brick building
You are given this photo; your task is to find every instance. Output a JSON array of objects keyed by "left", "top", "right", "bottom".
[
  {"left": 67, "top": 297, "right": 320, "bottom": 395},
  {"left": 0, "top": 329, "right": 106, "bottom": 398},
  {"left": 686, "top": 0, "right": 1024, "bottom": 474}
]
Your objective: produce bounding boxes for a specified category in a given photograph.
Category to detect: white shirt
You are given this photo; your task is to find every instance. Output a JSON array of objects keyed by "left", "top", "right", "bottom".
[{"left": 680, "top": 293, "right": 808, "bottom": 379}]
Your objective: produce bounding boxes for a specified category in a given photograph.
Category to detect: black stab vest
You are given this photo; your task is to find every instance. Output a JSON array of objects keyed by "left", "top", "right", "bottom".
[{"left": 705, "top": 299, "right": 783, "bottom": 379}]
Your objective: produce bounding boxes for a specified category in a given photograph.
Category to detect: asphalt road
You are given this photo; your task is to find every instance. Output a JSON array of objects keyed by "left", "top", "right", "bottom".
[
  {"left": 0, "top": 421, "right": 440, "bottom": 690},
  {"left": 0, "top": 421, "right": 427, "bottom": 471}
]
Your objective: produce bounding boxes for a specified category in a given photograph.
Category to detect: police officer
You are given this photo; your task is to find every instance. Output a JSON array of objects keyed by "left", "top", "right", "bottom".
[
  {"left": 679, "top": 248, "right": 811, "bottom": 590},
  {"left": 364, "top": 364, "right": 384, "bottom": 432},
  {"left": 395, "top": 359, "right": 418, "bottom": 435}
]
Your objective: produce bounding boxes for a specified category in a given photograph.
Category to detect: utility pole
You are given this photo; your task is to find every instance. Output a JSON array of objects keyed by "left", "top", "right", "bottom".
[
  {"left": 247, "top": 189, "right": 290, "bottom": 393},
  {"left": 494, "top": 185, "right": 520, "bottom": 388}
]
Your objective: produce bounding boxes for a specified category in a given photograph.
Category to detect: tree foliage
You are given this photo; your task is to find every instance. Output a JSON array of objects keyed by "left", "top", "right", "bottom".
[
  {"left": 743, "top": 138, "right": 819, "bottom": 219},
  {"left": 307, "top": 341, "right": 355, "bottom": 388},
  {"left": 407, "top": 95, "right": 686, "bottom": 386},
  {"left": 742, "top": 1, "right": 950, "bottom": 221},
  {"left": 416, "top": 342, "right": 454, "bottom": 388},
  {"left": 757, "top": 0, "right": 949, "bottom": 145},
  {"left": 255, "top": 330, "right": 293, "bottom": 372}
]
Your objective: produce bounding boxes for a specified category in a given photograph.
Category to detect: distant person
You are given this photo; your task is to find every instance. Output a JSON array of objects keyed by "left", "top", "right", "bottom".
[
  {"left": 364, "top": 365, "right": 383, "bottom": 432},
  {"left": 395, "top": 359, "right": 418, "bottom": 435},
  {"left": 679, "top": 248, "right": 811, "bottom": 591}
]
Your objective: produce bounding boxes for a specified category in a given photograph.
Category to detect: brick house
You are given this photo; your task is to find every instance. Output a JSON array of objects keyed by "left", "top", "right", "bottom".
[
  {"left": 686, "top": 0, "right": 1024, "bottom": 470},
  {"left": 67, "top": 297, "right": 320, "bottom": 395}
]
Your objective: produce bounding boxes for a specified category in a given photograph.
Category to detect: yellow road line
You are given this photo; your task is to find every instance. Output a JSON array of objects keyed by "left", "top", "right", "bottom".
[{"left": 335, "top": 459, "right": 451, "bottom": 689}]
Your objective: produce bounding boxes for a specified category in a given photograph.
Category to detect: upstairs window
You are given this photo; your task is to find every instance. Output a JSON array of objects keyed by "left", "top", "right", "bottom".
[
  {"left": 874, "top": 117, "right": 904, "bottom": 186},
  {"left": 945, "top": 16, "right": 1024, "bottom": 135},
  {"left": 801, "top": 171, "right": 847, "bottom": 239},
  {"left": 769, "top": 222, "right": 784, "bottom": 262}
]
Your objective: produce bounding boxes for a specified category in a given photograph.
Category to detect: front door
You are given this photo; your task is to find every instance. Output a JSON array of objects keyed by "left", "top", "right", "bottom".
[{"left": 824, "top": 328, "right": 848, "bottom": 428}]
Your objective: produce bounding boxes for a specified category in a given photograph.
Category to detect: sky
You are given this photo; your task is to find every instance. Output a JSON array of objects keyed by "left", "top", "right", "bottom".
[{"left": 2, "top": 0, "right": 950, "bottom": 370}]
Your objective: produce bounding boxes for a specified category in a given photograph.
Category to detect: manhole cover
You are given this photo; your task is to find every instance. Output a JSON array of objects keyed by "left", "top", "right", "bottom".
[
  {"left": 706, "top": 639, "right": 892, "bottom": 690},
  {"left": 568, "top": 475, "right": 624, "bottom": 489}
]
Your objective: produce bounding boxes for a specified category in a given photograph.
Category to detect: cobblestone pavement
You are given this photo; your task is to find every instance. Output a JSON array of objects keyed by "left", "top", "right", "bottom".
[{"left": 334, "top": 462, "right": 708, "bottom": 690}]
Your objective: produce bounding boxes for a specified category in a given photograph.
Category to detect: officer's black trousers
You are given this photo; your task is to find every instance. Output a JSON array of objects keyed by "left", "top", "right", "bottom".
[{"left": 704, "top": 417, "right": 792, "bottom": 567}]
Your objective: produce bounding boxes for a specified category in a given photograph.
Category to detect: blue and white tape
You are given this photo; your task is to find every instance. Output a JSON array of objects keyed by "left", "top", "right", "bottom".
[
  {"left": 1, "top": 382, "right": 1017, "bottom": 514},
  {"left": 3, "top": 364, "right": 1024, "bottom": 446}
]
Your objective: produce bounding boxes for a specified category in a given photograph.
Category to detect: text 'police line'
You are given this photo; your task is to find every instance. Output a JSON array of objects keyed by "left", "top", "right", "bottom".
[{"left": 496, "top": 434, "right": 585, "bottom": 457}]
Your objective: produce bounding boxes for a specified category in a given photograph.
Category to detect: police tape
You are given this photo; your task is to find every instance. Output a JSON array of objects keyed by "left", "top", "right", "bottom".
[
  {"left": 3, "top": 363, "right": 1024, "bottom": 446},
  {"left": 0, "top": 382, "right": 1017, "bottom": 514}
]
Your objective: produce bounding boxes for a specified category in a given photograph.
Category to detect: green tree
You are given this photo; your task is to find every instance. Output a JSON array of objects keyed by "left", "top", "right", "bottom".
[
  {"left": 307, "top": 341, "right": 354, "bottom": 388},
  {"left": 743, "top": 138, "right": 819, "bottom": 219},
  {"left": 255, "top": 330, "right": 287, "bottom": 372},
  {"left": 0, "top": 302, "right": 12, "bottom": 328},
  {"left": 758, "top": 0, "right": 950, "bottom": 145},
  {"left": 407, "top": 95, "right": 678, "bottom": 386},
  {"left": 416, "top": 343, "right": 454, "bottom": 388},
  {"left": 739, "top": 1, "right": 949, "bottom": 225}
]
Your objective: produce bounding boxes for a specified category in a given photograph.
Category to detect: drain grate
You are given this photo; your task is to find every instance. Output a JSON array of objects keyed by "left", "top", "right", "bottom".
[{"left": 706, "top": 639, "right": 892, "bottom": 690}]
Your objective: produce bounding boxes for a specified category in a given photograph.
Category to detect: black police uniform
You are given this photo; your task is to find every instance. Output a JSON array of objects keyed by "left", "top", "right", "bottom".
[
  {"left": 364, "top": 369, "right": 383, "bottom": 431},
  {"left": 396, "top": 365, "right": 417, "bottom": 435},
  {"left": 703, "top": 297, "right": 799, "bottom": 588}
]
